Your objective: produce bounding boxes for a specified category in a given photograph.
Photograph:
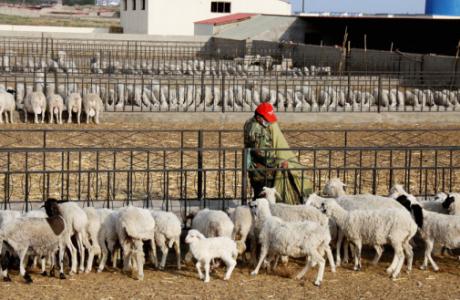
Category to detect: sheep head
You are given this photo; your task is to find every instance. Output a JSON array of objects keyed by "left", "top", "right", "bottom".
[
  {"left": 258, "top": 187, "right": 280, "bottom": 204},
  {"left": 323, "top": 178, "right": 347, "bottom": 197},
  {"left": 185, "top": 229, "right": 205, "bottom": 244}
]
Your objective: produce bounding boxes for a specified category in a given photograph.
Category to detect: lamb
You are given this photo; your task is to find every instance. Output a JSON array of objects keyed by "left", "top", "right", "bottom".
[
  {"left": 47, "top": 92, "right": 65, "bottom": 124},
  {"left": 306, "top": 195, "right": 417, "bottom": 279},
  {"left": 115, "top": 206, "right": 156, "bottom": 280},
  {"left": 395, "top": 193, "right": 460, "bottom": 271},
  {"left": 185, "top": 229, "right": 237, "bottom": 283},
  {"left": 389, "top": 184, "right": 449, "bottom": 214},
  {"left": 66, "top": 93, "right": 82, "bottom": 124},
  {"left": 0, "top": 90, "right": 15, "bottom": 124},
  {"left": 249, "top": 198, "right": 335, "bottom": 286},
  {"left": 24, "top": 90, "right": 46, "bottom": 124},
  {"left": 0, "top": 199, "right": 68, "bottom": 283},
  {"left": 150, "top": 210, "right": 182, "bottom": 270},
  {"left": 83, "top": 93, "right": 104, "bottom": 124}
]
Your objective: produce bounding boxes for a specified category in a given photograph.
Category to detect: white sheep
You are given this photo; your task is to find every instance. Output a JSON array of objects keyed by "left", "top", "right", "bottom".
[
  {"left": 83, "top": 93, "right": 104, "bottom": 124},
  {"left": 249, "top": 198, "right": 335, "bottom": 286},
  {"left": 306, "top": 195, "right": 416, "bottom": 279},
  {"left": 441, "top": 193, "right": 460, "bottom": 215},
  {"left": 227, "top": 205, "right": 254, "bottom": 258},
  {"left": 83, "top": 207, "right": 104, "bottom": 273},
  {"left": 190, "top": 208, "right": 234, "bottom": 238},
  {"left": 24, "top": 91, "right": 46, "bottom": 124},
  {"left": 389, "top": 184, "right": 449, "bottom": 214},
  {"left": 66, "top": 93, "right": 82, "bottom": 124},
  {"left": 185, "top": 229, "right": 237, "bottom": 283},
  {"left": 0, "top": 199, "right": 68, "bottom": 283},
  {"left": 394, "top": 193, "right": 460, "bottom": 271},
  {"left": 0, "top": 90, "right": 15, "bottom": 124},
  {"left": 0, "top": 210, "right": 21, "bottom": 228},
  {"left": 116, "top": 206, "right": 156, "bottom": 280},
  {"left": 150, "top": 210, "right": 182, "bottom": 270},
  {"left": 47, "top": 94, "right": 65, "bottom": 124}
]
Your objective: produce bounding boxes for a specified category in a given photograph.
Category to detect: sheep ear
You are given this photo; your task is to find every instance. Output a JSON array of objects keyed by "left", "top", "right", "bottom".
[
  {"left": 442, "top": 196, "right": 455, "bottom": 209},
  {"left": 411, "top": 204, "right": 424, "bottom": 228}
]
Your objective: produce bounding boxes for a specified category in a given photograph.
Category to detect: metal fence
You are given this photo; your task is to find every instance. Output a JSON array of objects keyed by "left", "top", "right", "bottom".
[
  {"left": 2, "top": 128, "right": 460, "bottom": 149},
  {"left": 1, "top": 145, "right": 459, "bottom": 213},
  {"left": 2, "top": 72, "right": 460, "bottom": 113}
]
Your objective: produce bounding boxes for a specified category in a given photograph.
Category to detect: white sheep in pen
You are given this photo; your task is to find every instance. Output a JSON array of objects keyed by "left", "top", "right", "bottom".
[
  {"left": 116, "top": 206, "right": 157, "bottom": 280},
  {"left": 0, "top": 90, "right": 15, "bottom": 124},
  {"left": 46, "top": 87, "right": 65, "bottom": 124},
  {"left": 323, "top": 178, "right": 405, "bottom": 265},
  {"left": 83, "top": 93, "right": 104, "bottom": 124},
  {"left": 24, "top": 90, "right": 46, "bottom": 124},
  {"left": 66, "top": 93, "right": 82, "bottom": 124},
  {"left": 394, "top": 193, "right": 460, "bottom": 271},
  {"left": 0, "top": 199, "right": 68, "bottom": 283},
  {"left": 249, "top": 198, "right": 335, "bottom": 286},
  {"left": 306, "top": 195, "right": 416, "bottom": 279},
  {"left": 0, "top": 210, "right": 21, "bottom": 229},
  {"left": 389, "top": 184, "right": 451, "bottom": 214},
  {"left": 150, "top": 210, "right": 182, "bottom": 270},
  {"left": 227, "top": 205, "right": 255, "bottom": 259},
  {"left": 185, "top": 229, "right": 237, "bottom": 283},
  {"left": 190, "top": 208, "right": 234, "bottom": 238}
]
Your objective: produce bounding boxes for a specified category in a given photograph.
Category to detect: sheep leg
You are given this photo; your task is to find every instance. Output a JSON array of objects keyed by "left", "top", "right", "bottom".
[
  {"left": 174, "top": 239, "right": 181, "bottom": 270},
  {"left": 335, "top": 230, "right": 344, "bottom": 266},
  {"left": 324, "top": 244, "right": 336, "bottom": 273},
  {"left": 41, "top": 111, "right": 45, "bottom": 124},
  {"left": 425, "top": 240, "right": 439, "bottom": 271},
  {"left": 311, "top": 250, "right": 326, "bottom": 286},
  {"left": 49, "top": 111, "right": 54, "bottom": 124},
  {"left": 195, "top": 261, "right": 204, "bottom": 280},
  {"left": 295, "top": 256, "right": 311, "bottom": 280},
  {"left": 134, "top": 240, "right": 144, "bottom": 280},
  {"left": 403, "top": 240, "right": 413, "bottom": 272},
  {"left": 40, "top": 257, "right": 47, "bottom": 276},
  {"left": 343, "top": 240, "right": 350, "bottom": 264},
  {"left": 76, "top": 233, "right": 86, "bottom": 273},
  {"left": 18, "top": 248, "right": 33, "bottom": 283},
  {"left": 149, "top": 238, "right": 158, "bottom": 268},
  {"left": 222, "top": 254, "right": 236, "bottom": 281},
  {"left": 34, "top": 113, "right": 38, "bottom": 124},
  {"left": 390, "top": 244, "right": 405, "bottom": 279},
  {"left": 24, "top": 108, "right": 28, "bottom": 123},
  {"left": 98, "top": 238, "right": 110, "bottom": 272},
  {"left": 58, "top": 242, "right": 65, "bottom": 279},
  {"left": 204, "top": 259, "right": 211, "bottom": 283},
  {"left": 9, "top": 110, "right": 13, "bottom": 123},
  {"left": 121, "top": 240, "right": 132, "bottom": 273},
  {"left": 67, "top": 239, "right": 78, "bottom": 275},
  {"left": 95, "top": 111, "right": 100, "bottom": 125},
  {"left": 352, "top": 240, "right": 362, "bottom": 271},
  {"left": 156, "top": 235, "right": 168, "bottom": 270},
  {"left": 0, "top": 108, "right": 3, "bottom": 123},
  {"left": 372, "top": 245, "right": 383, "bottom": 265},
  {"left": 77, "top": 110, "right": 81, "bottom": 125},
  {"left": 251, "top": 246, "right": 268, "bottom": 276}
]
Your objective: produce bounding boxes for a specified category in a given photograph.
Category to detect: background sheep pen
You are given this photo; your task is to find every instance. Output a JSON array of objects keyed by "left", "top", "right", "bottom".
[{"left": 1, "top": 34, "right": 460, "bottom": 299}]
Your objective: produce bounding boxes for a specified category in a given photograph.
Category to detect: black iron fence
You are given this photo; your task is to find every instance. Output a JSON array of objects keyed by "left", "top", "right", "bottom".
[{"left": 1, "top": 146, "right": 459, "bottom": 213}]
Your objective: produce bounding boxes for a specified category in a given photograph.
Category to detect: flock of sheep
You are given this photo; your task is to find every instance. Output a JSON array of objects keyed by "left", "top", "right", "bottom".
[
  {"left": 0, "top": 178, "right": 459, "bottom": 286},
  {"left": 1, "top": 77, "right": 460, "bottom": 124}
]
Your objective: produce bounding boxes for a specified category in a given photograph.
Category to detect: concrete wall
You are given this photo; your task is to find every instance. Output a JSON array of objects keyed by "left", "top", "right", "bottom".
[
  {"left": 0, "top": 24, "right": 109, "bottom": 34},
  {"left": 194, "top": 23, "right": 213, "bottom": 36},
  {"left": 120, "top": 0, "right": 149, "bottom": 34},
  {"left": 121, "top": 0, "right": 291, "bottom": 35}
]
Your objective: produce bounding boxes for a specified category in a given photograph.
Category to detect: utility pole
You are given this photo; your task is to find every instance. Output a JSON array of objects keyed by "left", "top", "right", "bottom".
[{"left": 302, "top": 0, "right": 305, "bottom": 13}]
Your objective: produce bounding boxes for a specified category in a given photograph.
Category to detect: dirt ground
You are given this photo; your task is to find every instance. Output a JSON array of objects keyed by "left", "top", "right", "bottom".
[{"left": 2, "top": 251, "right": 460, "bottom": 300}]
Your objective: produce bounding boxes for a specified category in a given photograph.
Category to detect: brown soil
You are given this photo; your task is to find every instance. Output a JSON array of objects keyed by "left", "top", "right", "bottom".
[{"left": 3, "top": 254, "right": 460, "bottom": 300}]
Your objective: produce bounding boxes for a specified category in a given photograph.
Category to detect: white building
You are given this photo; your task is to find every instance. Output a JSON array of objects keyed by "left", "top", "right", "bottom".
[{"left": 120, "top": 0, "right": 291, "bottom": 35}]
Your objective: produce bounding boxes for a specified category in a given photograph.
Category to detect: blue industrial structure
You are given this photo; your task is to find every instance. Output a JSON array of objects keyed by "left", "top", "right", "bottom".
[{"left": 425, "top": 0, "right": 460, "bottom": 16}]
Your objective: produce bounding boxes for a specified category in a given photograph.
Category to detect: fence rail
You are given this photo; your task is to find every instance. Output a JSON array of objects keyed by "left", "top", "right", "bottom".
[{"left": 1, "top": 145, "right": 459, "bottom": 212}]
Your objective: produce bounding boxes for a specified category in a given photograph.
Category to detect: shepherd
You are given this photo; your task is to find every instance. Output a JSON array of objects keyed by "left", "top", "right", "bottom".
[{"left": 243, "top": 102, "right": 312, "bottom": 204}]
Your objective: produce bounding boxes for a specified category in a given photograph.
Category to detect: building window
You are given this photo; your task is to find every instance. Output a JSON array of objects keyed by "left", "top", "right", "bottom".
[
  {"left": 142, "top": 0, "right": 145, "bottom": 10},
  {"left": 132, "top": 0, "right": 136, "bottom": 10},
  {"left": 124, "top": 0, "right": 127, "bottom": 10},
  {"left": 211, "top": 2, "right": 231, "bottom": 13}
]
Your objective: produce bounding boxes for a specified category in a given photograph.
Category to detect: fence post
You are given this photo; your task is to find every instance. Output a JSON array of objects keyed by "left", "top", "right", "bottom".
[
  {"left": 221, "top": 73, "right": 226, "bottom": 113},
  {"left": 241, "top": 148, "right": 248, "bottom": 205},
  {"left": 197, "top": 130, "right": 203, "bottom": 201}
]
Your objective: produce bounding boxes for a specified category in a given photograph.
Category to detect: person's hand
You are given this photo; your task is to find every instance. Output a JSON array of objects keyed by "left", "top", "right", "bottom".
[{"left": 280, "top": 160, "right": 288, "bottom": 169}]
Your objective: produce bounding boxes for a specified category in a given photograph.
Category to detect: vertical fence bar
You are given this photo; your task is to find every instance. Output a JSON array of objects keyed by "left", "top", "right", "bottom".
[{"left": 197, "top": 130, "right": 203, "bottom": 200}]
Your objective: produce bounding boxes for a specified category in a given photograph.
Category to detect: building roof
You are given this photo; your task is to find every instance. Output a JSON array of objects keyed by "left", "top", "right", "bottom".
[
  {"left": 298, "top": 13, "right": 460, "bottom": 20},
  {"left": 194, "top": 13, "right": 257, "bottom": 26}
]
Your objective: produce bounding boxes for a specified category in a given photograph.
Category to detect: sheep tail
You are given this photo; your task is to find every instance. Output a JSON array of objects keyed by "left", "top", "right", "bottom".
[{"left": 168, "top": 239, "right": 174, "bottom": 248}]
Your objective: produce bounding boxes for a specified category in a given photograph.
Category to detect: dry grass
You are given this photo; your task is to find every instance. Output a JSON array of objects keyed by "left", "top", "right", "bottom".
[{"left": 0, "top": 13, "right": 119, "bottom": 28}]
